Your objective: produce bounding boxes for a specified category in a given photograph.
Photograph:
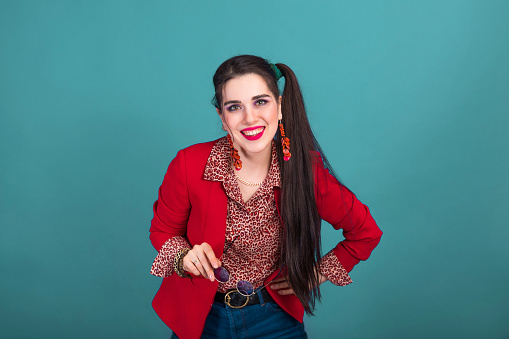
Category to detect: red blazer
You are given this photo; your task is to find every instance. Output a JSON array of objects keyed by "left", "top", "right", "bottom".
[{"left": 149, "top": 139, "right": 382, "bottom": 339}]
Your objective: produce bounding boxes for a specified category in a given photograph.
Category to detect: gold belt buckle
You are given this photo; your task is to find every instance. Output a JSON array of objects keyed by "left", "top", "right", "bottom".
[{"left": 224, "top": 290, "right": 250, "bottom": 309}]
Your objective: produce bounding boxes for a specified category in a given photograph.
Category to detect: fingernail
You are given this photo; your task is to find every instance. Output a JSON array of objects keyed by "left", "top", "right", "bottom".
[
  {"left": 209, "top": 274, "right": 214, "bottom": 281},
  {"left": 213, "top": 262, "right": 218, "bottom": 269},
  {"left": 270, "top": 285, "right": 275, "bottom": 289}
]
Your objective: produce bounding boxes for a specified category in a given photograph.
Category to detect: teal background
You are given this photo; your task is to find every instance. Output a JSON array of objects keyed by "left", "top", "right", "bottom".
[{"left": 1, "top": 1, "right": 508, "bottom": 338}]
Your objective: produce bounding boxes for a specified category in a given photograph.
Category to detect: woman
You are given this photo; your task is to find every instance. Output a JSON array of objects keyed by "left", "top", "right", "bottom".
[{"left": 149, "top": 55, "right": 382, "bottom": 339}]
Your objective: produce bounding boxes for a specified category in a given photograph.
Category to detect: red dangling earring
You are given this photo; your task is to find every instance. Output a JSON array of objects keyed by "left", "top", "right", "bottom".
[
  {"left": 279, "top": 120, "right": 291, "bottom": 161},
  {"left": 227, "top": 134, "right": 242, "bottom": 170}
]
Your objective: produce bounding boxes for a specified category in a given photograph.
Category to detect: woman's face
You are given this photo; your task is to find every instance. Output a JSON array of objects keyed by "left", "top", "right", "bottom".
[{"left": 218, "top": 73, "right": 282, "bottom": 160}]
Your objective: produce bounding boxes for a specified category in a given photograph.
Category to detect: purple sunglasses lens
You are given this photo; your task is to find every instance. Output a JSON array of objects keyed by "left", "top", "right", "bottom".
[
  {"left": 237, "top": 280, "right": 254, "bottom": 296},
  {"left": 214, "top": 267, "right": 229, "bottom": 283}
]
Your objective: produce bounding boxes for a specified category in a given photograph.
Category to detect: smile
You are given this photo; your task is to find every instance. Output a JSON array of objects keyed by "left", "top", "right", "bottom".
[{"left": 241, "top": 126, "right": 265, "bottom": 140}]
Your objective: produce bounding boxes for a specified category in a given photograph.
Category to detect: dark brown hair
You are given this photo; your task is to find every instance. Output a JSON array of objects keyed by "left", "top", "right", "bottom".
[{"left": 212, "top": 55, "right": 343, "bottom": 314}]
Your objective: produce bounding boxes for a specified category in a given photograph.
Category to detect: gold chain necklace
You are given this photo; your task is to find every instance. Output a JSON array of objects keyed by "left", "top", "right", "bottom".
[{"left": 234, "top": 173, "right": 263, "bottom": 187}]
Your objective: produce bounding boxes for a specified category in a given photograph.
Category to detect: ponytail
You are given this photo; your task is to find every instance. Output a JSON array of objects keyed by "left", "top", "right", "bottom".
[{"left": 275, "top": 63, "right": 323, "bottom": 314}]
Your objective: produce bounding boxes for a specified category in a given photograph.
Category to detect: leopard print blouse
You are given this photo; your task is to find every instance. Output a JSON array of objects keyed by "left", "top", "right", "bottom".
[{"left": 150, "top": 137, "right": 352, "bottom": 289}]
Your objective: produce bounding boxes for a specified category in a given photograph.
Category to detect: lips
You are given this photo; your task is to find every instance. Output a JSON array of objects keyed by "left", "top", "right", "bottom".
[{"left": 241, "top": 126, "right": 265, "bottom": 140}]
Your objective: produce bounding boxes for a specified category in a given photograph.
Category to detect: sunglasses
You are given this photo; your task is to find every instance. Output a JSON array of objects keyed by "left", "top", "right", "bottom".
[{"left": 213, "top": 235, "right": 283, "bottom": 297}]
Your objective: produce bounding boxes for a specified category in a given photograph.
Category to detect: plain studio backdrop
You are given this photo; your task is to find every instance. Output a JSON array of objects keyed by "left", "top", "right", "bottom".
[{"left": 0, "top": 1, "right": 508, "bottom": 338}]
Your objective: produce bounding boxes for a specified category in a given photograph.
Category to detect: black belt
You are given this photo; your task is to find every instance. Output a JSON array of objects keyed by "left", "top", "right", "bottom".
[{"left": 214, "top": 288, "right": 274, "bottom": 309}]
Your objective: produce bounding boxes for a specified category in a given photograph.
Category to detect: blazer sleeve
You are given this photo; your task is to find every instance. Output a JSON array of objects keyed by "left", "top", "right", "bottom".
[
  {"left": 314, "top": 156, "right": 382, "bottom": 273},
  {"left": 149, "top": 149, "right": 191, "bottom": 252}
]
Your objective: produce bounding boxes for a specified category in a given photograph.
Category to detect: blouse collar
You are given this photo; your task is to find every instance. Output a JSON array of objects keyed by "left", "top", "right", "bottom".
[{"left": 203, "top": 136, "right": 281, "bottom": 190}]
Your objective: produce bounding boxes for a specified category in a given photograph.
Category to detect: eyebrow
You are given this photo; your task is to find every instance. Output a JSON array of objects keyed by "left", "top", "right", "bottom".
[{"left": 223, "top": 94, "right": 271, "bottom": 107}]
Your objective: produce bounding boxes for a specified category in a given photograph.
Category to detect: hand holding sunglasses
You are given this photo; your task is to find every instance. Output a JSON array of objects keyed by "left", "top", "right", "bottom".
[
  {"left": 182, "top": 242, "right": 221, "bottom": 282},
  {"left": 212, "top": 235, "right": 284, "bottom": 298},
  {"left": 212, "top": 235, "right": 255, "bottom": 296},
  {"left": 183, "top": 235, "right": 283, "bottom": 297}
]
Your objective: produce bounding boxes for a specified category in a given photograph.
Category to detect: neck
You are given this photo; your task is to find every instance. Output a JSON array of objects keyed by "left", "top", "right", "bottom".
[{"left": 235, "top": 143, "right": 272, "bottom": 179}]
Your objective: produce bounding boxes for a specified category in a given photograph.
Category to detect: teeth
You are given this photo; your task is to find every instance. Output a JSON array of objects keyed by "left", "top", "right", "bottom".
[{"left": 243, "top": 127, "right": 264, "bottom": 136}]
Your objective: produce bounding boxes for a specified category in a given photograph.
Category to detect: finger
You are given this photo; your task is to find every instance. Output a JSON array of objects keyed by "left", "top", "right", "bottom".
[
  {"left": 189, "top": 246, "right": 210, "bottom": 278},
  {"left": 270, "top": 281, "right": 290, "bottom": 290},
  {"left": 191, "top": 255, "right": 209, "bottom": 279},
  {"left": 183, "top": 255, "right": 201, "bottom": 277},
  {"left": 201, "top": 243, "right": 220, "bottom": 269},
  {"left": 182, "top": 263, "right": 198, "bottom": 278},
  {"left": 318, "top": 273, "right": 328, "bottom": 285},
  {"left": 195, "top": 250, "right": 215, "bottom": 282},
  {"left": 271, "top": 277, "right": 288, "bottom": 283},
  {"left": 277, "top": 288, "right": 295, "bottom": 296},
  {"left": 185, "top": 250, "right": 208, "bottom": 278}
]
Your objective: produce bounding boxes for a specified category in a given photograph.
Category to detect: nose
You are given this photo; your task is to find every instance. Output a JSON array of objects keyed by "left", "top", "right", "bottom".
[{"left": 243, "top": 106, "right": 258, "bottom": 125}]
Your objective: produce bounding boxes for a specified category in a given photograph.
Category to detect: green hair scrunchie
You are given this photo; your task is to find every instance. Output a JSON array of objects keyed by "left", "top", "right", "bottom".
[{"left": 270, "top": 63, "right": 283, "bottom": 81}]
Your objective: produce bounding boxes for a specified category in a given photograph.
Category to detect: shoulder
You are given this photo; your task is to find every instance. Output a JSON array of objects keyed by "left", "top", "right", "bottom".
[
  {"left": 181, "top": 138, "right": 220, "bottom": 157},
  {"left": 170, "top": 137, "right": 224, "bottom": 180},
  {"left": 174, "top": 137, "right": 223, "bottom": 163}
]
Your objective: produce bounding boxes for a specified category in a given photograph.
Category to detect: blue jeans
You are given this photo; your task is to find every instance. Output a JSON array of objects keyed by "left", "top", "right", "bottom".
[{"left": 171, "top": 290, "right": 307, "bottom": 338}]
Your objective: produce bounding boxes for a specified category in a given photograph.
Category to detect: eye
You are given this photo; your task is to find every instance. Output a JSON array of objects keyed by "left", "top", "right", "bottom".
[
  {"left": 226, "top": 104, "right": 242, "bottom": 112},
  {"left": 254, "top": 99, "right": 268, "bottom": 106}
]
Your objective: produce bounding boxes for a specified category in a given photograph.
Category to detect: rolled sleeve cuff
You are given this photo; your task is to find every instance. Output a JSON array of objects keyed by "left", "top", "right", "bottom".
[
  {"left": 150, "top": 236, "right": 190, "bottom": 277},
  {"left": 319, "top": 250, "right": 353, "bottom": 286}
]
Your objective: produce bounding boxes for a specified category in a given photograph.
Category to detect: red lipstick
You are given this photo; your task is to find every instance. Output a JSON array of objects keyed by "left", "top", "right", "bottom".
[{"left": 241, "top": 126, "right": 265, "bottom": 140}]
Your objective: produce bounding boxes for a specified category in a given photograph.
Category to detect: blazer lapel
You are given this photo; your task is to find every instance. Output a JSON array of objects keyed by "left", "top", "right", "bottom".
[{"left": 202, "top": 180, "right": 228, "bottom": 258}]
